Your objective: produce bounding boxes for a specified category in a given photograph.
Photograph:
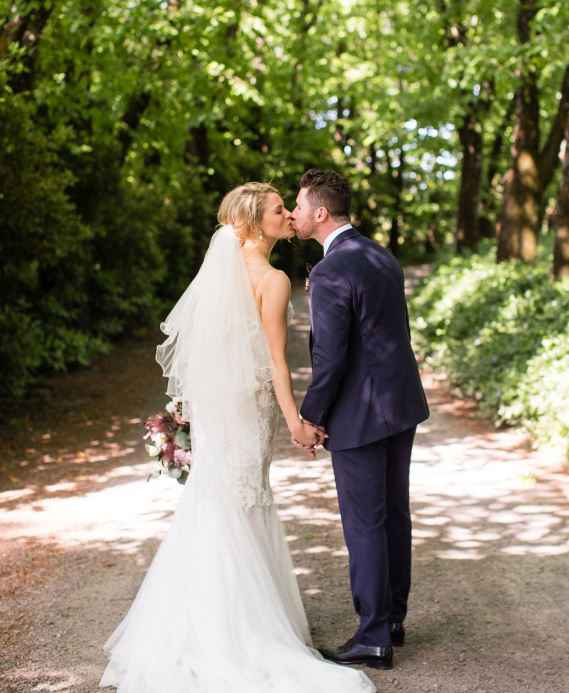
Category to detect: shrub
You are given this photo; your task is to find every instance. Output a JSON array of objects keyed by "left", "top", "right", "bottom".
[
  {"left": 0, "top": 97, "right": 171, "bottom": 398},
  {"left": 0, "top": 96, "right": 105, "bottom": 397},
  {"left": 410, "top": 241, "right": 569, "bottom": 461}
]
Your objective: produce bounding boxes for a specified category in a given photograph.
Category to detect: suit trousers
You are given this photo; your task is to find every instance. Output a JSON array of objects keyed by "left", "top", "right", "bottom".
[{"left": 331, "top": 426, "right": 415, "bottom": 647}]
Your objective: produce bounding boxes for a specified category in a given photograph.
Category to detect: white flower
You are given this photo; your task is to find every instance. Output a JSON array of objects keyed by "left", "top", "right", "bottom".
[
  {"left": 151, "top": 432, "right": 166, "bottom": 446},
  {"left": 165, "top": 400, "right": 177, "bottom": 414}
]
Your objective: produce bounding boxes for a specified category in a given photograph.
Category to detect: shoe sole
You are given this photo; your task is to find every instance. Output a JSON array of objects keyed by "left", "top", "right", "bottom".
[{"left": 330, "top": 658, "right": 394, "bottom": 671}]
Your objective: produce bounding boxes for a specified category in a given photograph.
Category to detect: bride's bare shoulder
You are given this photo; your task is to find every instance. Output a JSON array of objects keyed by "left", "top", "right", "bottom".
[
  {"left": 263, "top": 268, "right": 290, "bottom": 292},
  {"left": 258, "top": 268, "right": 291, "bottom": 306}
]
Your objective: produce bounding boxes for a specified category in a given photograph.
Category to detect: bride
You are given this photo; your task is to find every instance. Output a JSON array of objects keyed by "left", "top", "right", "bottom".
[{"left": 99, "top": 182, "right": 375, "bottom": 693}]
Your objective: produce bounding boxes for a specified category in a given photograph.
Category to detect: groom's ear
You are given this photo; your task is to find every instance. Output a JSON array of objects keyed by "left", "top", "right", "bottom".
[{"left": 314, "top": 206, "right": 329, "bottom": 222}]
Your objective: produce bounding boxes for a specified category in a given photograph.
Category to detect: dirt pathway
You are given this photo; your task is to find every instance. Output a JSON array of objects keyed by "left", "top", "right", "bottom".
[{"left": 1, "top": 286, "right": 568, "bottom": 693}]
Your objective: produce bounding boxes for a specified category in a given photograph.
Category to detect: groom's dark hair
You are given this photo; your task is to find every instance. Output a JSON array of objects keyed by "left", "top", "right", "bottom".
[{"left": 300, "top": 169, "right": 351, "bottom": 220}]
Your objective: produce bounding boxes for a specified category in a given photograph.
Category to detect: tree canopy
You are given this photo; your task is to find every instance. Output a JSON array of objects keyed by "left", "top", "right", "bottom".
[{"left": 1, "top": 0, "right": 569, "bottom": 397}]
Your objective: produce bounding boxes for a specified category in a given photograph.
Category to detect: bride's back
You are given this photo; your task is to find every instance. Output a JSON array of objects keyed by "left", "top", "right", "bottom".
[{"left": 242, "top": 248, "right": 280, "bottom": 316}]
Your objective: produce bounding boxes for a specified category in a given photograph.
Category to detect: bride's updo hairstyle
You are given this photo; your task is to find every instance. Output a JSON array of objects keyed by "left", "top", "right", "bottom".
[{"left": 217, "top": 182, "right": 279, "bottom": 244}]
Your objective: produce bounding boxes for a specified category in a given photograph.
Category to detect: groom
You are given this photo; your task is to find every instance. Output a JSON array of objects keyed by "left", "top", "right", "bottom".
[{"left": 290, "top": 169, "right": 429, "bottom": 670}]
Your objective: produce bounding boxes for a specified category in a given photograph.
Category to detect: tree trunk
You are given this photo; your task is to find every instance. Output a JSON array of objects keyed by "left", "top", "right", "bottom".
[
  {"left": 538, "top": 65, "right": 569, "bottom": 194},
  {"left": 118, "top": 92, "right": 151, "bottom": 166},
  {"left": 553, "top": 135, "right": 569, "bottom": 281},
  {"left": 456, "top": 107, "right": 484, "bottom": 251},
  {"left": 497, "top": 0, "right": 541, "bottom": 263},
  {"left": 436, "top": 3, "right": 491, "bottom": 251},
  {"left": 537, "top": 64, "right": 569, "bottom": 227},
  {"left": 386, "top": 145, "right": 404, "bottom": 256},
  {"left": 479, "top": 97, "right": 516, "bottom": 238},
  {"left": 389, "top": 207, "right": 401, "bottom": 256}
]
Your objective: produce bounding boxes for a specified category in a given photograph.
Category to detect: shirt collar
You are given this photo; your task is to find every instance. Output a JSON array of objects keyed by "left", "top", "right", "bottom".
[{"left": 322, "top": 223, "right": 352, "bottom": 256}]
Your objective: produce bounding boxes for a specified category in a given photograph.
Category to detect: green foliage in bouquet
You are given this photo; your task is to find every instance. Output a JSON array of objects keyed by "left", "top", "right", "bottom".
[{"left": 410, "top": 241, "right": 569, "bottom": 461}]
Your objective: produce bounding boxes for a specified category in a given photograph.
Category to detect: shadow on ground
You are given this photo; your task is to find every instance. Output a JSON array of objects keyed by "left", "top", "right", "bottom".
[{"left": 1, "top": 286, "right": 568, "bottom": 693}]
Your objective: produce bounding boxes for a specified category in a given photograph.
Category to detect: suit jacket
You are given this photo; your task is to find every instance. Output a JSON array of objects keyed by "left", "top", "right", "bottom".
[{"left": 300, "top": 227, "right": 429, "bottom": 452}]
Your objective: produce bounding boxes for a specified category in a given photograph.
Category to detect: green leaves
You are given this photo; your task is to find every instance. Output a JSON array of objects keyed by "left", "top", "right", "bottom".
[
  {"left": 1, "top": 0, "right": 568, "bottom": 398},
  {"left": 410, "top": 241, "right": 569, "bottom": 460}
]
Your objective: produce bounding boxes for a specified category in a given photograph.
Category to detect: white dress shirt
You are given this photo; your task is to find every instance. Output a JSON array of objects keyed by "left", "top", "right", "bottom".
[{"left": 322, "top": 223, "right": 352, "bottom": 256}]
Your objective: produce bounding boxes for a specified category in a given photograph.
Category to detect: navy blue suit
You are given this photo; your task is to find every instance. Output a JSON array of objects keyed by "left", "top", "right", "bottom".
[{"left": 300, "top": 227, "right": 429, "bottom": 646}]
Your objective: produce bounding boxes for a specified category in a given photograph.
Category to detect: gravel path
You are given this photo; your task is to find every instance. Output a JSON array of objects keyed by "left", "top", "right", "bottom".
[{"left": 1, "top": 285, "right": 568, "bottom": 693}]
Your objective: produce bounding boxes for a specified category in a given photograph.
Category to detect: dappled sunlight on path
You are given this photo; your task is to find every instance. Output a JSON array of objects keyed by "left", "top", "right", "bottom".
[{"left": 1, "top": 287, "right": 568, "bottom": 693}]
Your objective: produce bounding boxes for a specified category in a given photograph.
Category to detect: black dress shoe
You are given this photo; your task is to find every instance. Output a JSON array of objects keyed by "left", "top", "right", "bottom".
[
  {"left": 319, "top": 639, "right": 394, "bottom": 670},
  {"left": 390, "top": 622, "right": 406, "bottom": 647}
]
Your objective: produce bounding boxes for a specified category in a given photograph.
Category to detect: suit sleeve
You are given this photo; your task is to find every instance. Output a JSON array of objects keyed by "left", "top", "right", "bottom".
[{"left": 300, "top": 268, "right": 352, "bottom": 428}]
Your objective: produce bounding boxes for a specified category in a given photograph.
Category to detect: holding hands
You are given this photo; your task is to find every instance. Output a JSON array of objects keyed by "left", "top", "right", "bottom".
[{"left": 290, "top": 418, "right": 327, "bottom": 457}]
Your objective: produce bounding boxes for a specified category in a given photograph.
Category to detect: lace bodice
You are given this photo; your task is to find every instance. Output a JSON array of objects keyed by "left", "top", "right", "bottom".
[
  {"left": 233, "top": 380, "right": 279, "bottom": 510},
  {"left": 232, "top": 300, "right": 294, "bottom": 510}
]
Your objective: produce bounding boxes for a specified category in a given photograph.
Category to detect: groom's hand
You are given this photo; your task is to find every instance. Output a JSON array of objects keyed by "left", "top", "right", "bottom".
[
  {"left": 291, "top": 421, "right": 319, "bottom": 447},
  {"left": 304, "top": 420, "right": 327, "bottom": 447},
  {"left": 300, "top": 415, "right": 326, "bottom": 439},
  {"left": 291, "top": 420, "right": 327, "bottom": 456}
]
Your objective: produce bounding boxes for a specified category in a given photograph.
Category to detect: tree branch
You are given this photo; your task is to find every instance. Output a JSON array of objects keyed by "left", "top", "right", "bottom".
[{"left": 539, "top": 64, "right": 569, "bottom": 191}]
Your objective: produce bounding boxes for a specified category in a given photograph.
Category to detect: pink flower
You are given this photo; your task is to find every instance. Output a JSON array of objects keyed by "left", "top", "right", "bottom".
[
  {"left": 145, "top": 415, "right": 168, "bottom": 434},
  {"left": 174, "top": 449, "right": 192, "bottom": 466},
  {"left": 162, "top": 441, "right": 176, "bottom": 463},
  {"left": 144, "top": 406, "right": 192, "bottom": 484}
]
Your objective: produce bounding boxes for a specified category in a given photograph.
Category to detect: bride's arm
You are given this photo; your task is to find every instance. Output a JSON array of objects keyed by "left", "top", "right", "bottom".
[{"left": 260, "top": 271, "right": 319, "bottom": 448}]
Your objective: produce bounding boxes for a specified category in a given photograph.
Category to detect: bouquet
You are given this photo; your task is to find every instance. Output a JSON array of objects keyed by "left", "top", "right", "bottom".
[{"left": 144, "top": 400, "right": 192, "bottom": 485}]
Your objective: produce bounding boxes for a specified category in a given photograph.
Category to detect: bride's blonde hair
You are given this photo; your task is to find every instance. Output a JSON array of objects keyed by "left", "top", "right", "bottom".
[{"left": 217, "top": 182, "right": 279, "bottom": 243}]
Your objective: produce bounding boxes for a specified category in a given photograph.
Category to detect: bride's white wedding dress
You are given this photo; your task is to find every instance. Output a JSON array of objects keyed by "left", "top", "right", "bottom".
[{"left": 99, "top": 225, "right": 375, "bottom": 693}]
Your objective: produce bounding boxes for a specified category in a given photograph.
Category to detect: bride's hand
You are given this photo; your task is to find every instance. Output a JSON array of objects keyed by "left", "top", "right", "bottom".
[{"left": 290, "top": 420, "right": 326, "bottom": 452}]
